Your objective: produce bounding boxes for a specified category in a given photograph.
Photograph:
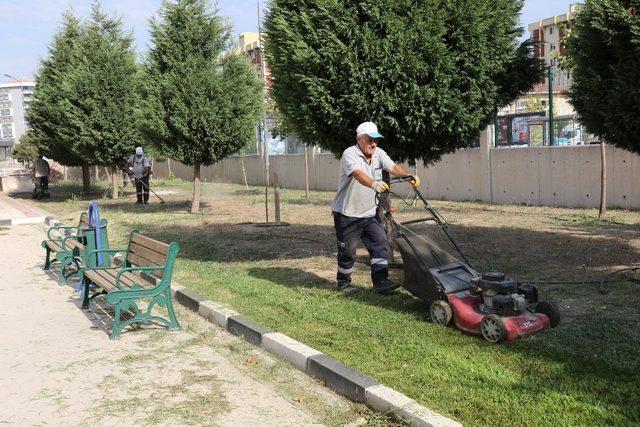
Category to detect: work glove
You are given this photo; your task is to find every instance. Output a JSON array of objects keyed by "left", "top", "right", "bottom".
[
  {"left": 371, "top": 181, "right": 390, "bottom": 194},
  {"left": 410, "top": 175, "right": 421, "bottom": 189}
]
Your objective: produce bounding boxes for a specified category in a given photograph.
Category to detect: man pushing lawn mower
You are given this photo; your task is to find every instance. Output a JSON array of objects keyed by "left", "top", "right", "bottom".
[{"left": 332, "top": 122, "right": 420, "bottom": 294}]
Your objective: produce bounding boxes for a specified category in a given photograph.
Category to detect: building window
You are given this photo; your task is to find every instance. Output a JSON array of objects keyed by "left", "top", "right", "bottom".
[
  {"left": 515, "top": 99, "right": 526, "bottom": 109},
  {"left": 550, "top": 58, "right": 557, "bottom": 66},
  {"left": 549, "top": 27, "right": 554, "bottom": 35},
  {"left": 1, "top": 123, "right": 14, "bottom": 139},
  {"left": 0, "top": 93, "right": 9, "bottom": 102},
  {"left": 0, "top": 108, "right": 12, "bottom": 117},
  {"left": 550, "top": 44, "right": 556, "bottom": 51}
]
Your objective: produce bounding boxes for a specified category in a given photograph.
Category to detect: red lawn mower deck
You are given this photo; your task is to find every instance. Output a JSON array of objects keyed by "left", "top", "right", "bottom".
[{"left": 384, "top": 177, "right": 560, "bottom": 343}]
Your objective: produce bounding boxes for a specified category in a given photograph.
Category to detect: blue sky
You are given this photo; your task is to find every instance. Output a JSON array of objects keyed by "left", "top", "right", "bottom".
[{"left": 1, "top": 0, "right": 576, "bottom": 81}]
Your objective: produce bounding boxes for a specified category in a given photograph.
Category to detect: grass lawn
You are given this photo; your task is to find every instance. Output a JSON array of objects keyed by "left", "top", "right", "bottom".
[{"left": 25, "top": 178, "right": 640, "bottom": 426}]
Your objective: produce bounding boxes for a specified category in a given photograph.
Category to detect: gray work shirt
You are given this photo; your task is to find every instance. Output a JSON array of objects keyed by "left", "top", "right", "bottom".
[
  {"left": 331, "top": 145, "right": 396, "bottom": 218},
  {"left": 128, "top": 155, "right": 150, "bottom": 177},
  {"left": 34, "top": 158, "right": 50, "bottom": 178}
]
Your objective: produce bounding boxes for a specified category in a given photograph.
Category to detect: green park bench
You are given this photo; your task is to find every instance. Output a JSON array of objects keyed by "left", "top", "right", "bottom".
[
  {"left": 79, "top": 230, "right": 181, "bottom": 339},
  {"left": 41, "top": 213, "right": 109, "bottom": 284}
]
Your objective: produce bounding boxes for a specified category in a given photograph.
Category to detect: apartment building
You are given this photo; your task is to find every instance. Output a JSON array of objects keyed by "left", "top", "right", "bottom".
[
  {"left": 235, "top": 32, "right": 273, "bottom": 89},
  {"left": 496, "top": 5, "right": 588, "bottom": 147},
  {"left": 528, "top": 3, "right": 580, "bottom": 90},
  {"left": 0, "top": 80, "right": 35, "bottom": 161}
]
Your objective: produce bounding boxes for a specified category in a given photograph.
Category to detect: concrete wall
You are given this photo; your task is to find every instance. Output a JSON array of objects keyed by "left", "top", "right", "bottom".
[
  {"left": 146, "top": 129, "right": 640, "bottom": 210},
  {"left": 0, "top": 173, "right": 32, "bottom": 194}
]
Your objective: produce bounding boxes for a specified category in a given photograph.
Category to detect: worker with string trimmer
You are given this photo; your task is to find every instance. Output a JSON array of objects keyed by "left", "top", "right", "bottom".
[
  {"left": 331, "top": 122, "right": 420, "bottom": 294},
  {"left": 127, "top": 146, "right": 152, "bottom": 205}
]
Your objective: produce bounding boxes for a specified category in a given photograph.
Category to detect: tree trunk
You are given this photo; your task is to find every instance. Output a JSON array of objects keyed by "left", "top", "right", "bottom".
[
  {"left": 82, "top": 164, "right": 91, "bottom": 194},
  {"left": 599, "top": 141, "right": 607, "bottom": 218},
  {"left": 63, "top": 166, "right": 68, "bottom": 181},
  {"left": 304, "top": 145, "right": 309, "bottom": 197},
  {"left": 104, "top": 166, "right": 111, "bottom": 181},
  {"left": 111, "top": 166, "right": 119, "bottom": 199},
  {"left": 95, "top": 165, "right": 100, "bottom": 180},
  {"left": 240, "top": 155, "right": 249, "bottom": 190},
  {"left": 150, "top": 158, "right": 155, "bottom": 182},
  {"left": 191, "top": 164, "right": 201, "bottom": 214},
  {"left": 167, "top": 158, "right": 172, "bottom": 176}
]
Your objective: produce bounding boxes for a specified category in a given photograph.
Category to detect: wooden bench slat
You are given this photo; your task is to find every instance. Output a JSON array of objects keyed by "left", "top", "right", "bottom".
[
  {"left": 85, "top": 270, "right": 118, "bottom": 292},
  {"left": 129, "top": 242, "right": 167, "bottom": 265},
  {"left": 67, "top": 239, "right": 84, "bottom": 249},
  {"left": 131, "top": 233, "right": 170, "bottom": 256},
  {"left": 86, "top": 268, "right": 156, "bottom": 291},
  {"left": 126, "top": 253, "right": 165, "bottom": 278},
  {"left": 45, "top": 241, "right": 64, "bottom": 252},
  {"left": 45, "top": 239, "right": 85, "bottom": 253},
  {"left": 102, "top": 268, "right": 155, "bottom": 290}
]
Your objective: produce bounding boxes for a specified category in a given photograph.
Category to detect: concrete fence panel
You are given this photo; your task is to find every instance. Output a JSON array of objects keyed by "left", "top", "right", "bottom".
[{"left": 61, "top": 129, "right": 640, "bottom": 210}]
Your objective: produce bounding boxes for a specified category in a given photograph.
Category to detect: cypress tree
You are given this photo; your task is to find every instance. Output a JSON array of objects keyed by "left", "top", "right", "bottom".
[
  {"left": 65, "top": 2, "right": 141, "bottom": 199},
  {"left": 265, "top": 0, "right": 543, "bottom": 163},
  {"left": 140, "top": 0, "right": 263, "bottom": 213},
  {"left": 27, "top": 10, "right": 91, "bottom": 192},
  {"left": 566, "top": 0, "right": 640, "bottom": 154}
]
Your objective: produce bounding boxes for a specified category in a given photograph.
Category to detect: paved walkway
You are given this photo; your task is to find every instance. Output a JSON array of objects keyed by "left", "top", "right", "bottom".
[
  {"left": 0, "top": 224, "right": 367, "bottom": 426},
  {"left": 0, "top": 192, "right": 48, "bottom": 225}
]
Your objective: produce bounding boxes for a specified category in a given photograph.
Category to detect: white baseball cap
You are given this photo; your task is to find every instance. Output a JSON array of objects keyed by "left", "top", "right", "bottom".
[
  {"left": 135, "top": 147, "right": 144, "bottom": 156},
  {"left": 356, "top": 122, "right": 384, "bottom": 139}
]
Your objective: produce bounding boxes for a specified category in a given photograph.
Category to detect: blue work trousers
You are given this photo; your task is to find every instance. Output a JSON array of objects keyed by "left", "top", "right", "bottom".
[{"left": 333, "top": 212, "right": 389, "bottom": 284}]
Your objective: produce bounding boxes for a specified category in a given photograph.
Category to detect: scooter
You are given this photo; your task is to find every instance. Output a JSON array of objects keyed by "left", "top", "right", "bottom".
[
  {"left": 32, "top": 177, "right": 50, "bottom": 200},
  {"left": 380, "top": 176, "right": 560, "bottom": 343}
]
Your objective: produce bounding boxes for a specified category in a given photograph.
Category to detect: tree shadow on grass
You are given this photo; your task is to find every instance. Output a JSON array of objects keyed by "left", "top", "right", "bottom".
[
  {"left": 246, "top": 265, "right": 640, "bottom": 424},
  {"left": 99, "top": 200, "right": 210, "bottom": 215},
  {"left": 120, "top": 216, "right": 640, "bottom": 283},
  {"left": 126, "top": 222, "right": 337, "bottom": 263}
]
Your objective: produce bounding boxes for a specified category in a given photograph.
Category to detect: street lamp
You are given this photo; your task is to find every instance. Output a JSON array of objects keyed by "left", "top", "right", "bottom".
[
  {"left": 3, "top": 73, "right": 24, "bottom": 92},
  {"left": 546, "top": 64, "right": 555, "bottom": 146}
]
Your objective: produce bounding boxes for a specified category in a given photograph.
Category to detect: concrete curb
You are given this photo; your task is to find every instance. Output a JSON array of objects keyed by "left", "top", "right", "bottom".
[
  {"left": 0, "top": 215, "right": 48, "bottom": 226},
  {"left": 227, "top": 315, "right": 273, "bottom": 346},
  {"left": 198, "top": 300, "right": 238, "bottom": 329},
  {"left": 262, "top": 333, "right": 321, "bottom": 373},
  {"left": 307, "top": 354, "right": 380, "bottom": 403},
  {"left": 42, "top": 211, "right": 462, "bottom": 427}
]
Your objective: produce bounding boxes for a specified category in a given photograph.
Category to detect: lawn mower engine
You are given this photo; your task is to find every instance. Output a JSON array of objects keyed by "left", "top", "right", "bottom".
[{"left": 443, "top": 271, "right": 560, "bottom": 343}]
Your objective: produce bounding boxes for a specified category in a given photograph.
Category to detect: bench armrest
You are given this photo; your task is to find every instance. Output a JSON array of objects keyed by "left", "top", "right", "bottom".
[
  {"left": 61, "top": 234, "right": 83, "bottom": 246},
  {"left": 47, "top": 225, "right": 80, "bottom": 240},
  {"left": 116, "top": 266, "right": 166, "bottom": 290}
]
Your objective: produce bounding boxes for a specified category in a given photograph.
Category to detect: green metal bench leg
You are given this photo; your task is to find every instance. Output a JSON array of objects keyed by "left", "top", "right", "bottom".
[
  {"left": 44, "top": 247, "right": 52, "bottom": 270},
  {"left": 165, "top": 288, "right": 181, "bottom": 331},
  {"left": 111, "top": 305, "right": 123, "bottom": 340},
  {"left": 81, "top": 279, "right": 91, "bottom": 309}
]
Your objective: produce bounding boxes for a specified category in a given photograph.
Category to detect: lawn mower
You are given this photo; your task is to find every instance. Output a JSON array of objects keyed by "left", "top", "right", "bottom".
[{"left": 380, "top": 176, "right": 560, "bottom": 343}]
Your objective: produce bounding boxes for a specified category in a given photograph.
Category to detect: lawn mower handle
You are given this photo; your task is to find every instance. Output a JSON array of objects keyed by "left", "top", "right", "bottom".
[{"left": 382, "top": 175, "right": 473, "bottom": 268}]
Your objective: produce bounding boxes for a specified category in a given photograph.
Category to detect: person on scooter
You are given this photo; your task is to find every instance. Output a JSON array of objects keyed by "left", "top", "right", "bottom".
[
  {"left": 32, "top": 154, "right": 50, "bottom": 199},
  {"left": 331, "top": 122, "right": 420, "bottom": 294},
  {"left": 127, "top": 146, "right": 151, "bottom": 204}
]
